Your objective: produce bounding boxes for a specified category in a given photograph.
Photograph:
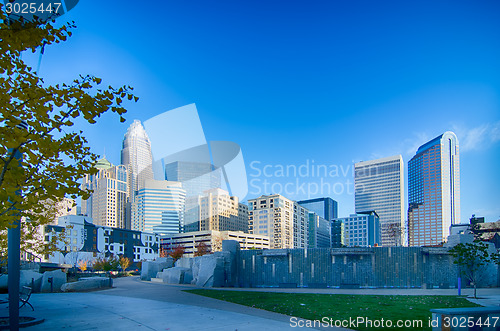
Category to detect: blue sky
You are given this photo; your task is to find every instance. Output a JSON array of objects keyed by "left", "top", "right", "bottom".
[{"left": 26, "top": 0, "right": 500, "bottom": 222}]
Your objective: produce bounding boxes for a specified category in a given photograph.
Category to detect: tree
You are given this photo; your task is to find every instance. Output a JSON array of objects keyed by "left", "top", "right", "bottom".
[
  {"left": 92, "top": 256, "right": 119, "bottom": 272},
  {"left": 387, "top": 222, "right": 403, "bottom": 246},
  {"left": 119, "top": 255, "right": 131, "bottom": 271},
  {"left": 469, "top": 221, "right": 483, "bottom": 242},
  {"left": 159, "top": 244, "right": 169, "bottom": 258},
  {"left": 0, "top": 5, "right": 137, "bottom": 242},
  {"left": 168, "top": 245, "right": 185, "bottom": 263},
  {"left": 194, "top": 241, "right": 210, "bottom": 257},
  {"left": 92, "top": 258, "right": 103, "bottom": 271},
  {"left": 0, "top": 218, "right": 72, "bottom": 269},
  {"left": 77, "top": 259, "right": 88, "bottom": 272},
  {"left": 102, "top": 256, "right": 120, "bottom": 272},
  {"left": 449, "top": 241, "right": 496, "bottom": 299}
]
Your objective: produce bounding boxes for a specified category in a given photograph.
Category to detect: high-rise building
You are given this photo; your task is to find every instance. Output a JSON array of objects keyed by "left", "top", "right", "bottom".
[
  {"left": 81, "top": 157, "right": 128, "bottom": 228},
  {"left": 165, "top": 161, "right": 221, "bottom": 198},
  {"left": 408, "top": 131, "right": 460, "bottom": 246},
  {"left": 297, "top": 197, "right": 338, "bottom": 220},
  {"left": 307, "top": 212, "right": 331, "bottom": 248},
  {"left": 183, "top": 188, "right": 248, "bottom": 233},
  {"left": 354, "top": 155, "right": 405, "bottom": 246},
  {"left": 132, "top": 179, "right": 186, "bottom": 236},
  {"left": 248, "top": 194, "right": 309, "bottom": 249},
  {"left": 121, "top": 120, "right": 154, "bottom": 229},
  {"left": 332, "top": 211, "right": 381, "bottom": 247}
]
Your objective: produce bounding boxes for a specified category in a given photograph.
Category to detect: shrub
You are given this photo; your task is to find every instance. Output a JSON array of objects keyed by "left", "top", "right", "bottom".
[{"left": 169, "top": 245, "right": 185, "bottom": 262}]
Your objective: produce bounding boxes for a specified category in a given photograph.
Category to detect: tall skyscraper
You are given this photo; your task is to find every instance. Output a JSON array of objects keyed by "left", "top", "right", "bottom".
[
  {"left": 132, "top": 179, "right": 186, "bottom": 236},
  {"left": 121, "top": 120, "right": 154, "bottom": 229},
  {"left": 297, "top": 197, "right": 338, "bottom": 220},
  {"left": 354, "top": 155, "right": 405, "bottom": 246},
  {"left": 408, "top": 131, "right": 460, "bottom": 246},
  {"left": 164, "top": 161, "right": 221, "bottom": 198},
  {"left": 183, "top": 188, "right": 249, "bottom": 233},
  {"left": 81, "top": 157, "right": 128, "bottom": 228}
]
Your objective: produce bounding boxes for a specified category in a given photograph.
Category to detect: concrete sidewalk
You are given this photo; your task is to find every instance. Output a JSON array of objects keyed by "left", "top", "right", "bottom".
[{"left": 1, "top": 292, "right": 323, "bottom": 330}]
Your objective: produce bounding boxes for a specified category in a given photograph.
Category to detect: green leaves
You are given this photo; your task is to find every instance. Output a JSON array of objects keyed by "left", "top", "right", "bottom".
[{"left": 0, "top": 4, "right": 139, "bottom": 239}]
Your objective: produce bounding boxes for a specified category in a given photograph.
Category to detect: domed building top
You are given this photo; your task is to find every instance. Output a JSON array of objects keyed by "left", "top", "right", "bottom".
[{"left": 95, "top": 157, "right": 113, "bottom": 170}]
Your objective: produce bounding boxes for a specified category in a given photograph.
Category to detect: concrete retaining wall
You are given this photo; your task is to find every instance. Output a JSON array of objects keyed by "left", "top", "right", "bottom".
[
  {"left": 236, "top": 247, "right": 498, "bottom": 289},
  {"left": 142, "top": 241, "right": 498, "bottom": 289}
]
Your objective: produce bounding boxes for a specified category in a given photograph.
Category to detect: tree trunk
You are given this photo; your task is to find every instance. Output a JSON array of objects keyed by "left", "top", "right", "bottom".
[{"left": 474, "top": 283, "right": 477, "bottom": 299}]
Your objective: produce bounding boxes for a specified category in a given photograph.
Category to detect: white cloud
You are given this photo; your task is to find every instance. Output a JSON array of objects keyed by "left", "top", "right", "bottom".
[
  {"left": 453, "top": 121, "right": 500, "bottom": 152},
  {"left": 366, "top": 121, "right": 499, "bottom": 162},
  {"left": 490, "top": 122, "right": 500, "bottom": 142}
]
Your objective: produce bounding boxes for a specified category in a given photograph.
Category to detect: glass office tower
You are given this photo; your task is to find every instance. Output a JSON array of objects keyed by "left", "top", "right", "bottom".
[
  {"left": 165, "top": 161, "right": 221, "bottom": 198},
  {"left": 132, "top": 179, "right": 186, "bottom": 236},
  {"left": 407, "top": 131, "right": 460, "bottom": 246},
  {"left": 297, "top": 197, "right": 338, "bottom": 221},
  {"left": 354, "top": 155, "right": 405, "bottom": 246}
]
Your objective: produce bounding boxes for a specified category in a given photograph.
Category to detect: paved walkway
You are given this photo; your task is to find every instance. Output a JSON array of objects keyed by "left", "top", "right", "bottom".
[
  {"left": 0, "top": 276, "right": 498, "bottom": 330},
  {"left": 1, "top": 277, "right": 341, "bottom": 330},
  {"left": 21, "top": 292, "right": 322, "bottom": 330}
]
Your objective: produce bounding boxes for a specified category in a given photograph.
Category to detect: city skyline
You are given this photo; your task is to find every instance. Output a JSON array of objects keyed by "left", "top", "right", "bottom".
[
  {"left": 24, "top": 0, "right": 500, "bottom": 222},
  {"left": 5, "top": 3, "right": 500, "bottom": 325}
]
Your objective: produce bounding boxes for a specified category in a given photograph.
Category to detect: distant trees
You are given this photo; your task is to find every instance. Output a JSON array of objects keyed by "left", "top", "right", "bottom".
[
  {"left": 92, "top": 256, "right": 119, "bottom": 272},
  {"left": 387, "top": 223, "right": 403, "bottom": 246},
  {"left": 119, "top": 255, "right": 131, "bottom": 271},
  {"left": 168, "top": 246, "right": 185, "bottom": 262},
  {"left": 194, "top": 242, "right": 210, "bottom": 257},
  {"left": 77, "top": 260, "right": 88, "bottom": 272}
]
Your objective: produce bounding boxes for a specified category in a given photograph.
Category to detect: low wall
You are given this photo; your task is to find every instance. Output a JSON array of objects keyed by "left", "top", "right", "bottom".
[{"left": 236, "top": 247, "right": 498, "bottom": 289}]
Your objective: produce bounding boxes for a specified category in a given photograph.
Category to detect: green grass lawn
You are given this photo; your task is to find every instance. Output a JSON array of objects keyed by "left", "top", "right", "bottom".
[{"left": 185, "top": 290, "right": 480, "bottom": 330}]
